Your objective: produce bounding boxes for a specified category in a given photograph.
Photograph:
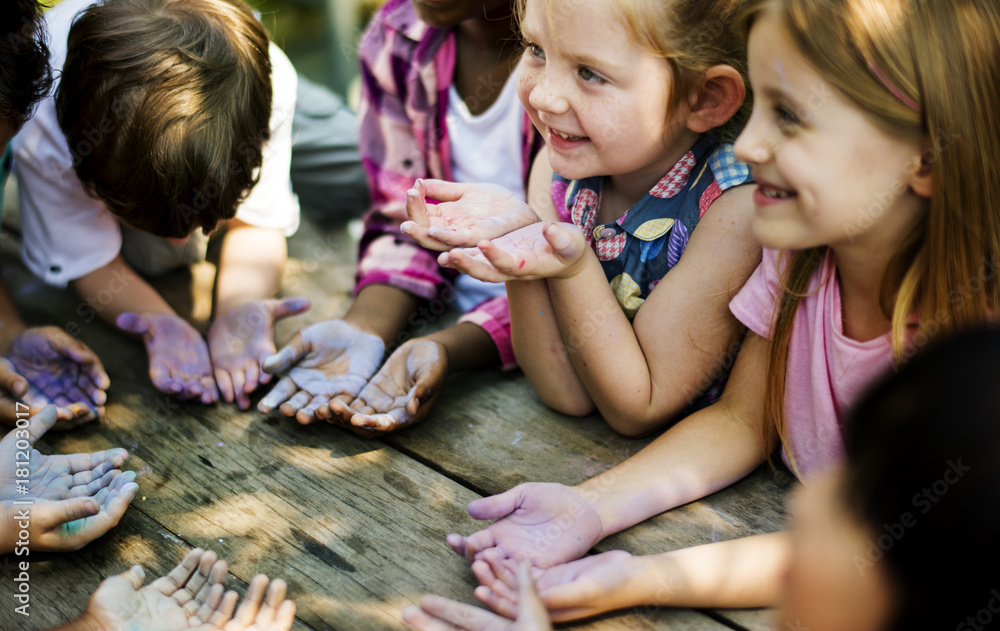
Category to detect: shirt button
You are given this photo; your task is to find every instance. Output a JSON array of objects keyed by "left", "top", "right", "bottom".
[{"left": 599, "top": 227, "right": 617, "bottom": 240}]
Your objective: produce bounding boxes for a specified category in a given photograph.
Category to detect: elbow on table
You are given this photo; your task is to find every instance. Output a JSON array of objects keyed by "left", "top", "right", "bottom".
[{"left": 538, "top": 391, "right": 597, "bottom": 418}]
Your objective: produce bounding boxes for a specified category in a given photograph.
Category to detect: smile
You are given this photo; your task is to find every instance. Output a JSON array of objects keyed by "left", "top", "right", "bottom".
[
  {"left": 759, "top": 186, "right": 796, "bottom": 199},
  {"left": 551, "top": 129, "right": 586, "bottom": 141}
]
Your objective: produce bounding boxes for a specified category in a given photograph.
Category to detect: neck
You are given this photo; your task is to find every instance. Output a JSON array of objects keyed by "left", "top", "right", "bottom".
[
  {"left": 602, "top": 129, "right": 700, "bottom": 222},
  {"left": 831, "top": 196, "right": 924, "bottom": 342}
]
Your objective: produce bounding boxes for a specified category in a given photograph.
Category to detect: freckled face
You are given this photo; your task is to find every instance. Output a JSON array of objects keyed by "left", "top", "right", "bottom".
[
  {"left": 516, "top": 0, "right": 687, "bottom": 184},
  {"left": 733, "top": 10, "right": 925, "bottom": 252},
  {"left": 780, "top": 469, "right": 898, "bottom": 631}
]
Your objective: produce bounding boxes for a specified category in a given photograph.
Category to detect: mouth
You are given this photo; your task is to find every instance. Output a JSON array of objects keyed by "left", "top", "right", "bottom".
[{"left": 757, "top": 185, "right": 797, "bottom": 199}]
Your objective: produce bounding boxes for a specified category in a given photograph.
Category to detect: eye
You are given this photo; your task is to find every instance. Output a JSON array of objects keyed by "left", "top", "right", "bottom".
[
  {"left": 578, "top": 66, "right": 605, "bottom": 83},
  {"left": 524, "top": 42, "right": 545, "bottom": 59},
  {"left": 774, "top": 104, "right": 801, "bottom": 134}
]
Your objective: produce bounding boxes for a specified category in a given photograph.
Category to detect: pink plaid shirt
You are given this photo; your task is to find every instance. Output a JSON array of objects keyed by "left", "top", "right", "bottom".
[{"left": 357, "top": 0, "right": 543, "bottom": 369}]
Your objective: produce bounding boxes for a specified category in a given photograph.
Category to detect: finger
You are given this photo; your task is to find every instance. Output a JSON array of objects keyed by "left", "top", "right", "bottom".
[
  {"left": 467, "top": 488, "right": 522, "bottom": 521},
  {"left": 449, "top": 530, "right": 498, "bottom": 563},
  {"left": 233, "top": 574, "right": 269, "bottom": 625},
  {"left": 115, "top": 312, "right": 151, "bottom": 336},
  {"left": 26, "top": 405, "right": 59, "bottom": 444},
  {"left": 542, "top": 222, "right": 585, "bottom": 263},
  {"left": 405, "top": 182, "right": 430, "bottom": 226},
  {"left": 401, "top": 605, "right": 467, "bottom": 631},
  {"left": 215, "top": 368, "right": 235, "bottom": 404},
  {"left": 473, "top": 585, "right": 520, "bottom": 620},
  {"left": 244, "top": 361, "right": 261, "bottom": 396},
  {"left": 192, "top": 583, "right": 226, "bottom": 623},
  {"left": 476, "top": 554, "right": 517, "bottom": 599},
  {"left": 273, "top": 599, "right": 297, "bottom": 631},
  {"left": 0, "top": 367, "right": 29, "bottom": 399},
  {"left": 152, "top": 548, "right": 205, "bottom": 596},
  {"left": 297, "top": 394, "right": 330, "bottom": 425},
  {"left": 76, "top": 371, "right": 108, "bottom": 407},
  {"left": 326, "top": 398, "right": 355, "bottom": 424},
  {"left": 414, "top": 594, "right": 505, "bottom": 630},
  {"left": 259, "top": 577, "right": 289, "bottom": 626},
  {"left": 258, "top": 377, "right": 298, "bottom": 414},
  {"left": 229, "top": 369, "right": 249, "bottom": 410},
  {"left": 262, "top": 333, "right": 310, "bottom": 374},
  {"left": 515, "top": 561, "right": 550, "bottom": 624},
  {"left": 420, "top": 178, "right": 474, "bottom": 203},
  {"left": 207, "top": 589, "right": 240, "bottom": 627},
  {"left": 477, "top": 240, "right": 523, "bottom": 276},
  {"left": 120, "top": 565, "right": 146, "bottom": 591},
  {"left": 269, "top": 297, "right": 311, "bottom": 322},
  {"left": 33, "top": 497, "right": 100, "bottom": 532},
  {"left": 281, "top": 390, "right": 314, "bottom": 418},
  {"left": 439, "top": 250, "right": 507, "bottom": 283},
  {"left": 62, "top": 446, "right": 130, "bottom": 474},
  {"left": 56, "top": 337, "right": 111, "bottom": 389}
]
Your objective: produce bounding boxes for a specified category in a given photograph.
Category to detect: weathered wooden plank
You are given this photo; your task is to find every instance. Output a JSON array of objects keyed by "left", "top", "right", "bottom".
[{"left": 383, "top": 369, "right": 793, "bottom": 631}]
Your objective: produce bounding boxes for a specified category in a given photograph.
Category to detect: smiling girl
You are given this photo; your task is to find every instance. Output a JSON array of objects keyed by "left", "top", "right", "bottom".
[
  {"left": 404, "top": 0, "right": 758, "bottom": 437},
  {"left": 439, "top": 0, "right": 1000, "bottom": 617}
]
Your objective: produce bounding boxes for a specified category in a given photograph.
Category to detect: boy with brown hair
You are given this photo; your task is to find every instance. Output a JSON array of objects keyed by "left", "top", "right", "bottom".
[{"left": 12, "top": 0, "right": 309, "bottom": 409}]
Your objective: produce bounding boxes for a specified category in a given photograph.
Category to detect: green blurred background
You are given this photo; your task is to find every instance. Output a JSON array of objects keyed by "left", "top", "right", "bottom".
[{"left": 49, "top": 0, "right": 386, "bottom": 99}]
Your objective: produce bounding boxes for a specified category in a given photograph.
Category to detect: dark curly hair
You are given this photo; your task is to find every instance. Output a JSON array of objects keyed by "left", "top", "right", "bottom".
[{"left": 0, "top": 0, "right": 53, "bottom": 131}]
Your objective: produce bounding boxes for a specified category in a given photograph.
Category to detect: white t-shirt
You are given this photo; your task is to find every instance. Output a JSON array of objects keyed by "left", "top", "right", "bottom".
[
  {"left": 446, "top": 73, "right": 523, "bottom": 311},
  {"left": 12, "top": 0, "right": 300, "bottom": 287}
]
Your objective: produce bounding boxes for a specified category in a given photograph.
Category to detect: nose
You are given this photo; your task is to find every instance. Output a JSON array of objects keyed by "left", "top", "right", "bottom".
[
  {"left": 733, "top": 107, "right": 773, "bottom": 165},
  {"left": 525, "top": 64, "right": 570, "bottom": 117}
]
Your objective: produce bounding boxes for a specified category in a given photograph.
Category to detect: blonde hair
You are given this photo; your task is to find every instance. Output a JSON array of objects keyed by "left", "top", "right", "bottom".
[
  {"left": 745, "top": 0, "right": 1000, "bottom": 474},
  {"left": 516, "top": 0, "right": 751, "bottom": 140}
]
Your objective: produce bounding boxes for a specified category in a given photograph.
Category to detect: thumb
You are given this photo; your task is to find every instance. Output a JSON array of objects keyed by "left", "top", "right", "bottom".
[
  {"left": 0, "top": 363, "right": 29, "bottom": 399},
  {"left": 420, "top": 178, "right": 472, "bottom": 203},
  {"left": 34, "top": 496, "right": 100, "bottom": 531},
  {"left": 269, "top": 297, "right": 311, "bottom": 322},
  {"left": 120, "top": 565, "right": 146, "bottom": 590},
  {"left": 405, "top": 180, "right": 430, "bottom": 225},
  {"left": 542, "top": 223, "right": 585, "bottom": 262},
  {"left": 115, "top": 313, "right": 151, "bottom": 336},
  {"left": 468, "top": 487, "right": 522, "bottom": 521},
  {"left": 26, "top": 405, "right": 60, "bottom": 444},
  {"left": 262, "top": 333, "right": 310, "bottom": 374}
]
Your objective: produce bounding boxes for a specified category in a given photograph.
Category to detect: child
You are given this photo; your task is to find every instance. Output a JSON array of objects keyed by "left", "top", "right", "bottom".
[
  {"left": 418, "top": 328, "right": 1000, "bottom": 630},
  {"left": 11, "top": 0, "right": 308, "bottom": 410},
  {"left": 446, "top": 0, "right": 1000, "bottom": 614},
  {"left": 0, "top": 0, "right": 109, "bottom": 427},
  {"left": 402, "top": 0, "right": 757, "bottom": 436},
  {"left": 258, "top": 0, "right": 544, "bottom": 434}
]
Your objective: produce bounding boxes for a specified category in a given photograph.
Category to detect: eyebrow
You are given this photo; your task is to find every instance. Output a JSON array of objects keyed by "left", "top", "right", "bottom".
[
  {"left": 759, "top": 84, "right": 808, "bottom": 113},
  {"left": 519, "top": 22, "right": 623, "bottom": 74}
]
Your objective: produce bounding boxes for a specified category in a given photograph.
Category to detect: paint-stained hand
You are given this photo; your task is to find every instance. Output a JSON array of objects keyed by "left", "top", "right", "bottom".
[
  {"left": 208, "top": 298, "right": 311, "bottom": 410},
  {"left": 117, "top": 312, "right": 219, "bottom": 403},
  {"left": 403, "top": 562, "right": 553, "bottom": 631},
  {"left": 471, "top": 550, "right": 639, "bottom": 622},
  {"left": 400, "top": 179, "right": 541, "bottom": 251},
  {"left": 0, "top": 326, "right": 110, "bottom": 429},
  {"left": 447, "top": 483, "right": 604, "bottom": 569},
  {"left": 439, "top": 222, "right": 590, "bottom": 283},
  {"left": 258, "top": 320, "right": 385, "bottom": 424},
  {"left": 327, "top": 338, "right": 446, "bottom": 436},
  {"left": 80, "top": 548, "right": 296, "bottom": 631},
  {"left": 0, "top": 406, "right": 137, "bottom": 554}
]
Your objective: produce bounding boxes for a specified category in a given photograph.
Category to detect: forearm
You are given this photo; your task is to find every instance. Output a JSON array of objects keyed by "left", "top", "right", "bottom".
[
  {"left": 71, "top": 255, "right": 175, "bottom": 325},
  {"left": 215, "top": 222, "right": 286, "bottom": 317},
  {"left": 547, "top": 256, "right": 662, "bottom": 435},
  {"left": 507, "top": 279, "right": 593, "bottom": 416},
  {"left": 634, "top": 532, "right": 791, "bottom": 609},
  {"left": 343, "top": 284, "right": 420, "bottom": 344},
  {"left": 425, "top": 322, "right": 499, "bottom": 372},
  {"left": 0, "top": 280, "right": 27, "bottom": 352}
]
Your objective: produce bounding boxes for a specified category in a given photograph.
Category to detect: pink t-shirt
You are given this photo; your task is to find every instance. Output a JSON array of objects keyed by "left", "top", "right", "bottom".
[{"left": 729, "top": 248, "right": 894, "bottom": 477}]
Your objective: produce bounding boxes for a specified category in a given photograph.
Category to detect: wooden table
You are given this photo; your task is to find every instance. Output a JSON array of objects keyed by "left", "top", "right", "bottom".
[{"left": 0, "top": 216, "right": 792, "bottom": 630}]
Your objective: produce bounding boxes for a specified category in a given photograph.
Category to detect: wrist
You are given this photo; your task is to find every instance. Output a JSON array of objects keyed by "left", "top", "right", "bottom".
[
  {"left": 343, "top": 285, "right": 420, "bottom": 344},
  {"left": 54, "top": 610, "right": 108, "bottom": 631}
]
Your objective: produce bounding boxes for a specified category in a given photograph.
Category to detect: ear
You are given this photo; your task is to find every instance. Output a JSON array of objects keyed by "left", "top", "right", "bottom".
[
  {"left": 685, "top": 65, "right": 746, "bottom": 134},
  {"left": 908, "top": 142, "right": 934, "bottom": 199}
]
